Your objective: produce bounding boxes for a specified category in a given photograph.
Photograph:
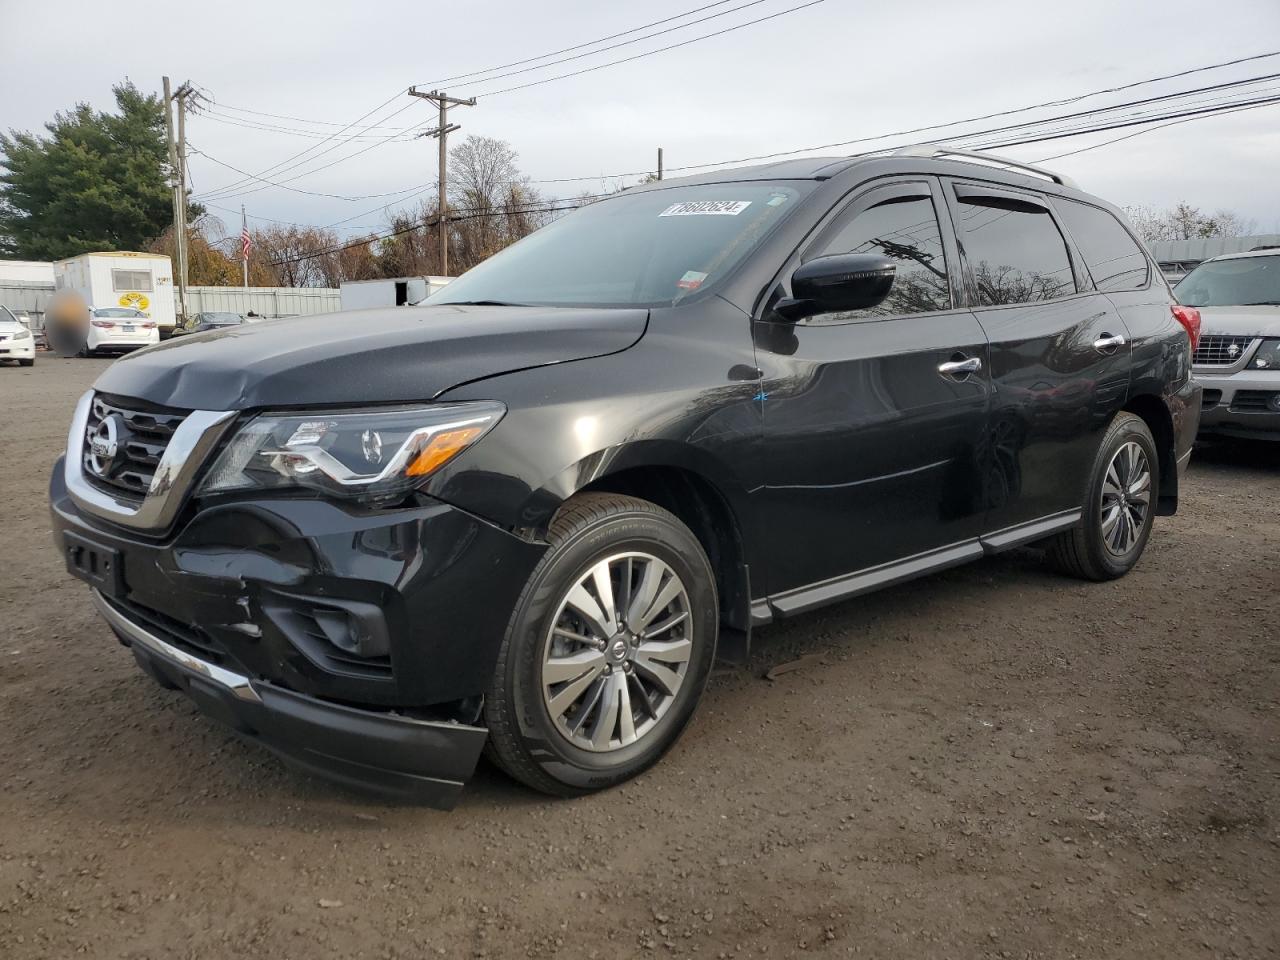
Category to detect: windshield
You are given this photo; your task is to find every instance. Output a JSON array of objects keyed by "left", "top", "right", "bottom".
[
  {"left": 95, "top": 307, "right": 145, "bottom": 318},
  {"left": 0, "top": 306, "right": 16, "bottom": 325},
  {"left": 433, "top": 181, "right": 814, "bottom": 308},
  {"left": 1174, "top": 254, "right": 1280, "bottom": 306},
  {"left": 200, "top": 313, "right": 243, "bottom": 325}
]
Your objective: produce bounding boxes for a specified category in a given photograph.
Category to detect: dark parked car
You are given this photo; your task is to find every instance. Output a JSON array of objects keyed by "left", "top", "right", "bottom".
[
  {"left": 173, "top": 311, "right": 247, "bottom": 335},
  {"left": 49, "top": 146, "right": 1201, "bottom": 808}
]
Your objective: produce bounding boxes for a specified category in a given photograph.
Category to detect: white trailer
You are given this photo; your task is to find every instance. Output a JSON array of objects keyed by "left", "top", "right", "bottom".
[
  {"left": 0, "top": 259, "right": 56, "bottom": 286},
  {"left": 339, "top": 276, "right": 452, "bottom": 311},
  {"left": 53, "top": 252, "right": 177, "bottom": 336}
]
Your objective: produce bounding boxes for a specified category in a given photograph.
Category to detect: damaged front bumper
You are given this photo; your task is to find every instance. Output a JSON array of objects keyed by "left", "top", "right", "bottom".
[
  {"left": 94, "top": 588, "right": 488, "bottom": 807},
  {"left": 50, "top": 456, "right": 547, "bottom": 809}
]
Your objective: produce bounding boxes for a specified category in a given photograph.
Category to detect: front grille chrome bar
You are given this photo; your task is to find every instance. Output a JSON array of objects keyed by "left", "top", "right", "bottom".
[{"left": 64, "top": 390, "right": 237, "bottom": 531}]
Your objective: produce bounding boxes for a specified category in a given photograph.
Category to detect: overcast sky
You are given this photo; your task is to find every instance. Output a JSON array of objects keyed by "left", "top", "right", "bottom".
[{"left": 3, "top": 0, "right": 1279, "bottom": 241}]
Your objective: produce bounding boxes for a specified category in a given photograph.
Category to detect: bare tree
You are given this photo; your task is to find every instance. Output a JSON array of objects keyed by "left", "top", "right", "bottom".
[{"left": 1123, "top": 202, "right": 1258, "bottom": 243}]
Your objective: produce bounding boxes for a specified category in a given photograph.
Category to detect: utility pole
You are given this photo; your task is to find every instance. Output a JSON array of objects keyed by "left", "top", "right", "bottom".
[
  {"left": 162, "top": 76, "right": 187, "bottom": 322},
  {"left": 657, "top": 147, "right": 664, "bottom": 181},
  {"left": 407, "top": 87, "right": 474, "bottom": 277},
  {"left": 174, "top": 83, "right": 193, "bottom": 319}
]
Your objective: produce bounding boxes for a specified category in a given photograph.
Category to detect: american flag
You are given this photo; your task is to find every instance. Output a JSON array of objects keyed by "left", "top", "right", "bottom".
[{"left": 240, "top": 212, "right": 252, "bottom": 260}]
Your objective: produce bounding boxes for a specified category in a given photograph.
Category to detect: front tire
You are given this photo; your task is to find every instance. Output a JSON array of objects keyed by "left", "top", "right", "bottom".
[
  {"left": 484, "top": 493, "right": 718, "bottom": 797},
  {"left": 1047, "top": 412, "right": 1159, "bottom": 581},
  {"left": 19, "top": 358, "right": 33, "bottom": 367}
]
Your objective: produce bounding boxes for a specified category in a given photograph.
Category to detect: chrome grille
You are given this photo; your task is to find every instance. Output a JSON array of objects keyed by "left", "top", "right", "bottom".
[
  {"left": 82, "top": 393, "right": 190, "bottom": 501},
  {"left": 1193, "top": 335, "right": 1255, "bottom": 366}
]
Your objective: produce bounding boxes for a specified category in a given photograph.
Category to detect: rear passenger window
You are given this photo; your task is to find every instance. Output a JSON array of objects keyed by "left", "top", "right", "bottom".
[
  {"left": 958, "top": 195, "right": 1076, "bottom": 306},
  {"left": 1055, "top": 199, "right": 1149, "bottom": 291},
  {"left": 806, "top": 193, "right": 951, "bottom": 321}
]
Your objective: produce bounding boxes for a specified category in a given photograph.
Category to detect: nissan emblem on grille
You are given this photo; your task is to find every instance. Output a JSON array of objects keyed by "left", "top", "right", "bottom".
[{"left": 88, "top": 415, "right": 121, "bottom": 478}]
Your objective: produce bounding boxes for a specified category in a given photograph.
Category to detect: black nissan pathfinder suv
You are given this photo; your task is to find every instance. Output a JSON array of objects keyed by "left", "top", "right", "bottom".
[{"left": 50, "top": 146, "right": 1202, "bottom": 807}]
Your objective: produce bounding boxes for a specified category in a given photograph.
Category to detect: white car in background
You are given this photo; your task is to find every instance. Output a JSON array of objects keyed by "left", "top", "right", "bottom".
[
  {"left": 0, "top": 305, "right": 36, "bottom": 366},
  {"left": 82, "top": 306, "right": 159, "bottom": 356}
]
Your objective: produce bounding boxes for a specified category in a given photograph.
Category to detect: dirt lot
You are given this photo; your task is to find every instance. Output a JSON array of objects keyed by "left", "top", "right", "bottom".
[{"left": 0, "top": 357, "right": 1276, "bottom": 960}]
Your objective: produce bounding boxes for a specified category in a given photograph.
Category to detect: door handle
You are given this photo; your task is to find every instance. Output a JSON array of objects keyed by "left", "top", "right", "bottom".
[
  {"left": 1094, "top": 333, "right": 1126, "bottom": 353},
  {"left": 938, "top": 356, "right": 982, "bottom": 378}
]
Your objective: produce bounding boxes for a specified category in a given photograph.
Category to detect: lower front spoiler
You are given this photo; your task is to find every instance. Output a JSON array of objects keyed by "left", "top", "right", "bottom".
[{"left": 92, "top": 590, "right": 487, "bottom": 809}]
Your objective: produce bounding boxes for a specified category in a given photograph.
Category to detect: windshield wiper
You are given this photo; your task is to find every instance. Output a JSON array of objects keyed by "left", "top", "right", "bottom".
[
  {"left": 437, "top": 299, "right": 526, "bottom": 307},
  {"left": 1238, "top": 300, "right": 1280, "bottom": 306}
]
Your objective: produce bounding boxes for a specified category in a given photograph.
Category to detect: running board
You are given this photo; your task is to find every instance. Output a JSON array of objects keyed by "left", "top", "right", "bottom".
[
  {"left": 979, "top": 510, "right": 1082, "bottom": 553},
  {"left": 766, "top": 541, "right": 985, "bottom": 619},
  {"left": 752, "top": 510, "right": 1084, "bottom": 622}
]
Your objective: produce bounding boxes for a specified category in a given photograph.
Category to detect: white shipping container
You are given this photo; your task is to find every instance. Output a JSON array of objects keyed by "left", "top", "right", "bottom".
[
  {"left": 339, "top": 276, "right": 452, "bottom": 311},
  {"left": 53, "top": 251, "right": 177, "bottom": 334}
]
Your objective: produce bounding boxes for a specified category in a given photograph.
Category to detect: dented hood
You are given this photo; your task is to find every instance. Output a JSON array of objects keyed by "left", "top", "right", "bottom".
[{"left": 93, "top": 303, "right": 648, "bottom": 410}]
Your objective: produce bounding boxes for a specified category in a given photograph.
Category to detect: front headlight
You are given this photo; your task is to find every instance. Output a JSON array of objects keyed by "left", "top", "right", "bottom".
[
  {"left": 1250, "top": 339, "right": 1280, "bottom": 369},
  {"left": 12, "top": 328, "right": 31, "bottom": 341},
  {"left": 198, "top": 401, "right": 504, "bottom": 505}
]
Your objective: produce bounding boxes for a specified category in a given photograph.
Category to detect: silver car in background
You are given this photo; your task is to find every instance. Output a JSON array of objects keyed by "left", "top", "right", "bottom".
[{"left": 1176, "top": 248, "right": 1280, "bottom": 440}]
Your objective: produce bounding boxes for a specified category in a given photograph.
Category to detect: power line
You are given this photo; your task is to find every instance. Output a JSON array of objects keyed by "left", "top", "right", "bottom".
[
  {"left": 191, "top": 147, "right": 435, "bottom": 201},
  {"left": 419, "top": 0, "right": 777, "bottom": 90},
  {"left": 968, "top": 92, "right": 1280, "bottom": 152},
  {"left": 473, "top": 0, "right": 827, "bottom": 97},
  {"left": 194, "top": 91, "right": 424, "bottom": 200},
  {"left": 1031, "top": 98, "right": 1279, "bottom": 162},
  {"left": 417, "top": 0, "right": 740, "bottom": 86},
  {"left": 195, "top": 104, "right": 437, "bottom": 202},
  {"left": 197, "top": 2, "right": 748, "bottom": 135},
  {"left": 199, "top": 1, "right": 825, "bottom": 200}
]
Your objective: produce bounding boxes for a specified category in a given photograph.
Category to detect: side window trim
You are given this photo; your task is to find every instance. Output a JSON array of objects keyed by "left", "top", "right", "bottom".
[
  {"left": 943, "top": 178, "right": 1085, "bottom": 308},
  {"left": 787, "top": 178, "right": 957, "bottom": 324},
  {"left": 801, "top": 182, "right": 934, "bottom": 261}
]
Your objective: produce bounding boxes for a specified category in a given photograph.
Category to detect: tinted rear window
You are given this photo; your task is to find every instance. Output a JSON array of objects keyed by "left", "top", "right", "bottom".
[
  {"left": 958, "top": 195, "right": 1076, "bottom": 306},
  {"left": 1056, "top": 200, "right": 1148, "bottom": 291}
]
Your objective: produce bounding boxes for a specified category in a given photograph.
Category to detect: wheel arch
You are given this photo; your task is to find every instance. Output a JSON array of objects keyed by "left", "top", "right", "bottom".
[
  {"left": 562, "top": 460, "right": 754, "bottom": 635},
  {"left": 1121, "top": 392, "right": 1177, "bottom": 515}
]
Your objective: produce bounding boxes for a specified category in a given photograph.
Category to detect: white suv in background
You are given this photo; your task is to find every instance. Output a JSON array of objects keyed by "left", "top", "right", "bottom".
[
  {"left": 1176, "top": 248, "right": 1280, "bottom": 441},
  {"left": 0, "top": 305, "right": 36, "bottom": 366},
  {"left": 82, "top": 306, "right": 160, "bottom": 356}
]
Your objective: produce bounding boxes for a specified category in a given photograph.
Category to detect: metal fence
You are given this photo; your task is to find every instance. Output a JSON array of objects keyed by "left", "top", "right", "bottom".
[
  {"left": 0, "top": 282, "right": 341, "bottom": 327},
  {"left": 185, "top": 286, "right": 340, "bottom": 317},
  {"left": 0, "top": 281, "right": 52, "bottom": 326}
]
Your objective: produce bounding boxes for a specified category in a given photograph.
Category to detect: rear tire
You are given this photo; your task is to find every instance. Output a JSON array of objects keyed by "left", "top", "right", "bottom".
[
  {"left": 484, "top": 493, "right": 718, "bottom": 797},
  {"left": 1046, "top": 412, "right": 1159, "bottom": 581},
  {"left": 19, "top": 358, "right": 33, "bottom": 367}
]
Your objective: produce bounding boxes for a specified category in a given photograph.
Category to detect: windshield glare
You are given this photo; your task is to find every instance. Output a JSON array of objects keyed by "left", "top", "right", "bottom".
[
  {"left": 201, "top": 313, "right": 243, "bottom": 324},
  {"left": 95, "top": 308, "right": 144, "bottom": 318},
  {"left": 433, "top": 182, "right": 813, "bottom": 308},
  {"left": 1175, "top": 254, "right": 1280, "bottom": 306}
]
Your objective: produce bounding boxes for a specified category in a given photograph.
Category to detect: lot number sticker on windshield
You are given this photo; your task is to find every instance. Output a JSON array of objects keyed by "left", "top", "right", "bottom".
[{"left": 659, "top": 200, "right": 752, "bottom": 217}]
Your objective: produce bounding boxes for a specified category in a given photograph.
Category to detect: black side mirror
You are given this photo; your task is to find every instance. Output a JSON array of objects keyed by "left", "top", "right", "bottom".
[{"left": 774, "top": 253, "right": 896, "bottom": 321}]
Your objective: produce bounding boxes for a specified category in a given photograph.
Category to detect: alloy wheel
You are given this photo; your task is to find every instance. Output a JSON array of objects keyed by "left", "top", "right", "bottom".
[
  {"left": 1100, "top": 440, "right": 1151, "bottom": 557},
  {"left": 540, "top": 552, "right": 693, "bottom": 753}
]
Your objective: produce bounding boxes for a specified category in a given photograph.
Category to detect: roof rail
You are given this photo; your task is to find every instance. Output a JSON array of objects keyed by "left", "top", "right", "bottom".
[{"left": 892, "top": 144, "right": 1077, "bottom": 189}]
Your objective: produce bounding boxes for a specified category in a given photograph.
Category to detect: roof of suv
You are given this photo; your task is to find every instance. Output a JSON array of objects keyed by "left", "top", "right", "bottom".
[{"left": 646, "top": 144, "right": 1080, "bottom": 194}]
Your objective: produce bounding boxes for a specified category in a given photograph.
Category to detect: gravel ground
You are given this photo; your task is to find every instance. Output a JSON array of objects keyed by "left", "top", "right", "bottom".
[{"left": 1, "top": 357, "right": 1277, "bottom": 960}]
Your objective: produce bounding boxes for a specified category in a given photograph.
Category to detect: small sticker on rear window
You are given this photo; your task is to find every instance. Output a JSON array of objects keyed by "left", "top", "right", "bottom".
[
  {"left": 676, "top": 270, "right": 708, "bottom": 291},
  {"left": 659, "top": 200, "right": 751, "bottom": 217}
]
